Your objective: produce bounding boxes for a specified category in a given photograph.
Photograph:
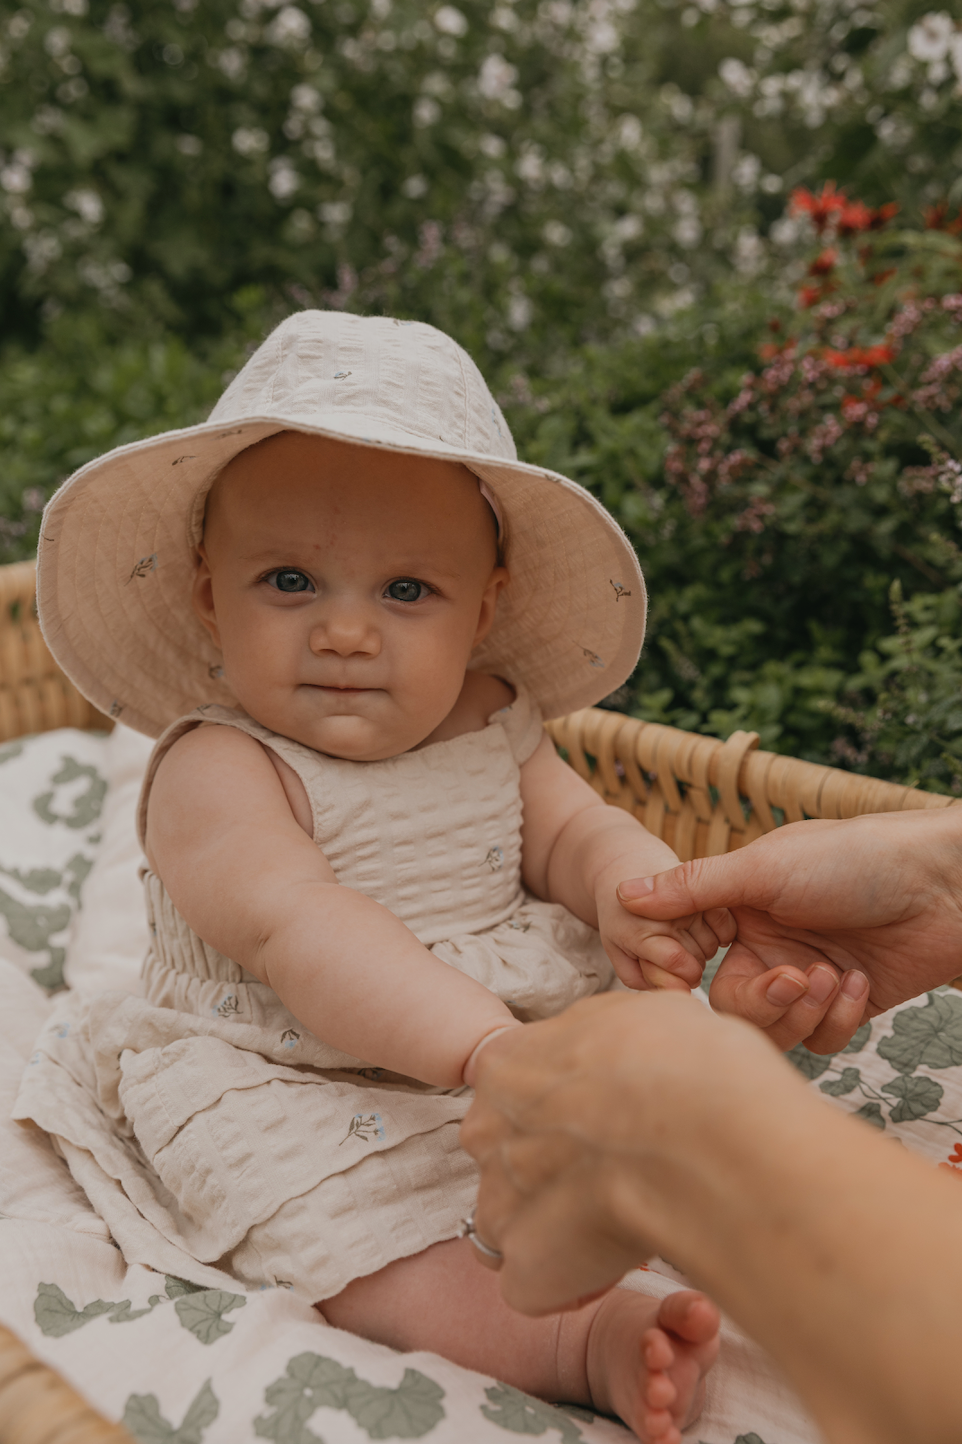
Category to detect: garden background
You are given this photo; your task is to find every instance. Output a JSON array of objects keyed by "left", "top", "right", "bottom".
[{"left": 2, "top": 0, "right": 961, "bottom": 789}]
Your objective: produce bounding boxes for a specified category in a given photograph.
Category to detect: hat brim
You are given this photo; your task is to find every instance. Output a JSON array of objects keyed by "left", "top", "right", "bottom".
[{"left": 38, "top": 410, "right": 646, "bottom": 736}]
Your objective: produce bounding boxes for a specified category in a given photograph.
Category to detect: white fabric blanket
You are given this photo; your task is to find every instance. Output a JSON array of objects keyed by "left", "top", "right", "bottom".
[{"left": 4, "top": 725, "right": 962, "bottom": 1444}]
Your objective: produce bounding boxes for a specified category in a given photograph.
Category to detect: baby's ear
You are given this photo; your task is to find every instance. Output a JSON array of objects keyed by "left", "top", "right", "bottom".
[
  {"left": 473, "top": 566, "right": 509, "bottom": 648},
  {"left": 191, "top": 545, "right": 221, "bottom": 647}
]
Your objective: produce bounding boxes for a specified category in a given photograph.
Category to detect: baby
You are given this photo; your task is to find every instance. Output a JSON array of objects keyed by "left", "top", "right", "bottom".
[{"left": 22, "top": 312, "right": 730, "bottom": 1444}]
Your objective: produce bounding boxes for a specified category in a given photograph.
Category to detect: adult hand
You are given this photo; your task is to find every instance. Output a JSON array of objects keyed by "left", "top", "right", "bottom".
[
  {"left": 461, "top": 990, "right": 782, "bottom": 1316},
  {"left": 616, "top": 808, "right": 962, "bottom": 1053}
]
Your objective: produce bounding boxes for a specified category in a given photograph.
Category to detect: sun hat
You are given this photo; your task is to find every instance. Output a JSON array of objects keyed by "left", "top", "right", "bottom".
[{"left": 37, "top": 310, "right": 646, "bottom": 737}]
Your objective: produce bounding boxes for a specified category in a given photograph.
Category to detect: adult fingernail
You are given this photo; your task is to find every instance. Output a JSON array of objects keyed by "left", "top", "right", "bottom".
[
  {"left": 618, "top": 877, "right": 655, "bottom": 900},
  {"left": 841, "top": 970, "right": 869, "bottom": 1001},
  {"left": 806, "top": 966, "right": 838, "bottom": 1005},
  {"left": 766, "top": 974, "right": 806, "bottom": 1006}
]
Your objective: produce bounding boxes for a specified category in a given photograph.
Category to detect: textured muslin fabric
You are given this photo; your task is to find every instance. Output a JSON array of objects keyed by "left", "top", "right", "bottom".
[
  {"left": 36, "top": 309, "right": 646, "bottom": 737},
  {"left": 16, "top": 687, "right": 615, "bottom": 1301}
]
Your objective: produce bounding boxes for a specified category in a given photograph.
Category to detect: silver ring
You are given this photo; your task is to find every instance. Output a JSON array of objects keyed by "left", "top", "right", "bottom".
[{"left": 459, "top": 1211, "right": 503, "bottom": 1261}]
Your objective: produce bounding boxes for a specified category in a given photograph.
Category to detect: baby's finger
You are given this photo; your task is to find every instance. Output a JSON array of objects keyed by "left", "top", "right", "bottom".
[
  {"left": 706, "top": 907, "right": 737, "bottom": 946},
  {"left": 687, "top": 916, "right": 722, "bottom": 963},
  {"left": 639, "top": 934, "right": 703, "bottom": 989}
]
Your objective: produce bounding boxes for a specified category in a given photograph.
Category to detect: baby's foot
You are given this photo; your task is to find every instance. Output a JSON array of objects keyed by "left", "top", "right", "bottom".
[{"left": 585, "top": 1287, "right": 720, "bottom": 1443}]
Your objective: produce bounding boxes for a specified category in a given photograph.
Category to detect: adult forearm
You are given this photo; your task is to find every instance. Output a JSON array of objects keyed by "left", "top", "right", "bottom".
[
  {"left": 258, "top": 884, "right": 516, "bottom": 1086},
  {"left": 626, "top": 1078, "right": 962, "bottom": 1444}
]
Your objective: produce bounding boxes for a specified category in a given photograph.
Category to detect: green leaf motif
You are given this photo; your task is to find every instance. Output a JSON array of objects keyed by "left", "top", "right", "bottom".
[
  {"left": 877, "top": 992, "right": 962, "bottom": 1075},
  {"left": 33, "top": 755, "right": 107, "bottom": 830},
  {"left": 0, "top": 884, "right": 70, "bottom": 991},
  {"left": 349, "top": 1369, "right": 445, "bottom": 1440},
  {"left": 819, "top": 1066, "right": 861, "bottom": 1097},
  {"left": 254, "top": 1353, "right": 445, "bottom": 1442},
  {"left": 34, "top": 1282, "right": 115, "bottom": 1337},
  {"left": 855, "top": 1102, "right": 886, "bottom": 1130},
  {"left": 480, "top": 1383, "right": 583, "bottom": 1442},
  {"left": 881, "top": 1073, "right": 944, "bottom": 1122},
  {"left": 842, "top": 1022, "right": 872, "bottom": 1054},
  {"left": 122, "top": 1380, "right": 219, "bottom": 1444},
  {"left": 785, "top": 1044, "right": 833, "bottom": 1081},
  {"left": 33, "top": 1283, "right": 164, "bottom": 1335},
  {"left": 165, "top": 1275, "right": 207, "bottom": 1299},
  {"left": 174, "top": 1290, "right": 246, "bottom": 1345}
]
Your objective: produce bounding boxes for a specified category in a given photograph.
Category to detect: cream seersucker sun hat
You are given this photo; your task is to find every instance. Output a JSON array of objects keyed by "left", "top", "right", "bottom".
[{"left": 38, "top": 310, "right": 646, "bottom": 737}]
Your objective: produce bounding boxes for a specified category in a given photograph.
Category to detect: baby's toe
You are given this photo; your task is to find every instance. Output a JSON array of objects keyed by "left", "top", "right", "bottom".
[
  {"left": 657, "top": 1289, "right": 721, "bottom": 1345},
  {"left": 641, "top": 1326, "right": 675, "bottom": 1374}
]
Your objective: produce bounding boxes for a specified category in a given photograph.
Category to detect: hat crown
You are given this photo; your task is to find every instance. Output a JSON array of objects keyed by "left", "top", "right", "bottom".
[{"left": 209, "top": 310, "right": 518, "bottom": 464}]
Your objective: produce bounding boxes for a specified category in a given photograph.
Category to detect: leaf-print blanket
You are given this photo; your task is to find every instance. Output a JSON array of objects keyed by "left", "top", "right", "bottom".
[{"left": 3, "top": 727, "right": 962, "bottom": 1444}]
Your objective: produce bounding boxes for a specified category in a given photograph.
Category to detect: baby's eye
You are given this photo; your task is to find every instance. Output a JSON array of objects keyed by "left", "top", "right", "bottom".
[
  {"left": 268, "top": 569, "right": 313, "bottom": 594},
  {"left": 385, "top": 578, "right": 429, "bottom": 603}
]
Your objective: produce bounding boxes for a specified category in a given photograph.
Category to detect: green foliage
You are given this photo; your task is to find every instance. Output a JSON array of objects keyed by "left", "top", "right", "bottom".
[
  {"left": 876, "top": 991, "right": 962, "bottom": 1074},
  {"left": 480, "top": 1383, "right": 584, "bottom": 1441},
  {"left": 173, "top": 1289, "right": 246, "bottom": 1344}
]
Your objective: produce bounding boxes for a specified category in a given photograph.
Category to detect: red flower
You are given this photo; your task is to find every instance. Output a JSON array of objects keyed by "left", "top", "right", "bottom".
[
  {"left": 790, "top": 182, "right": 846, "bottom": 233},
  {"left": 824, "top": 344, "right": 895, "bottom": 370},
  {"left": 808, "top": 248, "right": 838, "bottom": 276},
  {"left": 837, "top": 201, "right": 873, "bottom": 236},
  {"left": 925, "top": 203, "right": 962, "bottom": 235},
  {"left": 797, "top": 285, "right": 823, "bottom": 309}
]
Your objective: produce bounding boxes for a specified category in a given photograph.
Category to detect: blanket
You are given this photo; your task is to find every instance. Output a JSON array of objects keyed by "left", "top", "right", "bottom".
[{"left": 3, "top": 725, "right": 961, "bottom": 1444}]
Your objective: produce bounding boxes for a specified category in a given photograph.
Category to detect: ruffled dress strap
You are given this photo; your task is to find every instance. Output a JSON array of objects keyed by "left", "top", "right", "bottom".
[{"left": 486, "top": 681, "right": 544, "bottom": 766}]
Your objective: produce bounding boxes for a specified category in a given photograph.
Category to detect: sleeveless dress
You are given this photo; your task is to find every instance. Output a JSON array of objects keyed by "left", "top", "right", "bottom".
[{"left": 15, "top": 686, "right": 614, "bottom": 1301}]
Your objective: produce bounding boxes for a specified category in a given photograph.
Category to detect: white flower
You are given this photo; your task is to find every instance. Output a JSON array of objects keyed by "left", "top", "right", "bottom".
[
  {"left": 907, "top": 12, "right": 955, "bottom": 64},
  {"left": 176, "top": 134, "right": 203, "bottom": 156},
  {"left": 265, "top": 6, "right": 311, "bottom": 47},
  {"left": 434, "top": 6, "right": 468, "bottom": 36},
  {"left": 507, "top": 292, "right": 533, "bottom": 330},
  {"left": 401, "top": 175, "right": 428, "bottom": 198},
  {"left": 613, "top": 114, "right": 642, "bottom": 149},
  {"left": 585, "top": 20, "right": 618, "bottom": 54},
  {"left": 64, "top": 187, "right": 103, "bottom": 223},
  {"left": 478, "top": 133, "right": 506, "bottom": 157},
  {"left": 216, "top": 47, "right": 247, "bottom": 80},
  {"left": 719, "top": 57, "right": 755, "bottom": 98},
  {"left": 319, "top": 199, "right": 352, "bottom": 224},
  {"left": 232, "top": 127, "right": 270, "bottom": 156},
  {"left": 673, "top": 215, "right": 703, "bottom": 248},
  {"left": 543, "top": 219, "right": 571, "bottom": 246},
  {"left": 478, "top": 53, "right": 519, "bottom": 101},
  {"left": 290, "top": 83, "right": 321, "bottom": 113},
  {"left": 0, "top": 161, "right": 32, "bottom": 194},
  {"left": 413, "top": 96, "right": 441, "bottom": 126},
  {"left": 268, "top": 157, "right": 299, "bottom": 199}
]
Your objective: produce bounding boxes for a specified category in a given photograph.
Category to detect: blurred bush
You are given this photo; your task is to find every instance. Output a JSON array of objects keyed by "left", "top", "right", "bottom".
[{"left": 1, "top": 0, "right": 961, "bottom": 788}]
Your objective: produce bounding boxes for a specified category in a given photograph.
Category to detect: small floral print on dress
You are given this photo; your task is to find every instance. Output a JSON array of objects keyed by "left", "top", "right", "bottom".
[
  {"left": 609, "top": 579, "right": 631, "bottom": 601},
  {"left": 127, "top": 554, "right": 157, "bottom": 583},
  {"left": 281, "top": 1029, "right": 300, "bottom": 1049},
  {"left": 214, "top": 994, "right": 240, "bottom": 1018},
  {"left": 484, "top": 846, "right": 504, "bottom": 872},
  {"left": 507, "top": 914, "right": 531, "bottom": 932},
  {"left": 340, "top": 1112, "right": 385, "bottom": 1145}
]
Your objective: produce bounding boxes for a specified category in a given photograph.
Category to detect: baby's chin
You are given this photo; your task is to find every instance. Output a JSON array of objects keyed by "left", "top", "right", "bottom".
[{"left": 241, "top": 697, "right": 437, "bottom": 762}]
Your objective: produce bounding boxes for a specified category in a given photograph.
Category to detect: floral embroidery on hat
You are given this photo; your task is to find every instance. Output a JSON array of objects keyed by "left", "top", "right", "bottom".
[
  {"left": 171, "top": 456, "right": 197, "bottom": 466},
  {"left": 108, "top": 701, "right": 124, "bottom": 718},
  {"left": 581, "top": 647, "right": 605, "bottom": 669},
  {"left": 610, "top": 580, "right": 631, "bottom": 601},
  {"left": 208, "top": 664, "right": 225, "bottom": 679},
  {"left": 127, "top": 554, "right": 157, "bottom": 583}
]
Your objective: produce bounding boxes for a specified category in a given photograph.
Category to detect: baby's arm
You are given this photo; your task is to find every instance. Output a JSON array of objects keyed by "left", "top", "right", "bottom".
[
  {"left": 146, "top": 725, "right": 517, "bottom": 1088},
  {"left": 520, "top": 735, "right": 734, "bottom": 990}
]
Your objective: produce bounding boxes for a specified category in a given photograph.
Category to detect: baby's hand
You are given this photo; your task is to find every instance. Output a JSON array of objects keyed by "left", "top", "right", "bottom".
[{"left": 596, "top": 881, "right": 733, "bottom": 992}]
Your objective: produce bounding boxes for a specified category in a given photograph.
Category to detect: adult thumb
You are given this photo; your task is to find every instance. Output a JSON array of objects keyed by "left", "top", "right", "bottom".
[{"left": 616, "top": 854, "right": 751, "bottom": 920}]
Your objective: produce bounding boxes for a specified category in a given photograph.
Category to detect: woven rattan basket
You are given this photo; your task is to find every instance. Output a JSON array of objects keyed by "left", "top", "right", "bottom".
[{"left": 1, "top": 556, "right": 959, "bottom": 1443}]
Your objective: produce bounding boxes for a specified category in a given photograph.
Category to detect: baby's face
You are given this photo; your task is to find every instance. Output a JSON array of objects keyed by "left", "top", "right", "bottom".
[{"left": 194, "top": 432, "right": 506, "bottom": 761}]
